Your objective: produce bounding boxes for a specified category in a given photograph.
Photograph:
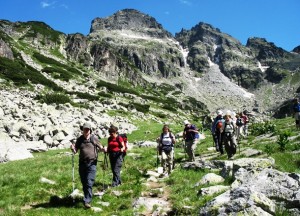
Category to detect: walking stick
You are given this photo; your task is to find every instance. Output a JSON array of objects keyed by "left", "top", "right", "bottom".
[
  {"left": 102, "top": 153, "right": 108, "bottom": 190},
  {"left": 72, "top": 152, "right": 75, "bottom": 203},
  {"left": 156, "top": 149, "right": 159, "bottom": 168}
]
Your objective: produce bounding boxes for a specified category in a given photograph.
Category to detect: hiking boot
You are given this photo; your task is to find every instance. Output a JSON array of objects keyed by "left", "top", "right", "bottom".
[{"left": 84, "top": 203, "right": 91, "bottom": 208}]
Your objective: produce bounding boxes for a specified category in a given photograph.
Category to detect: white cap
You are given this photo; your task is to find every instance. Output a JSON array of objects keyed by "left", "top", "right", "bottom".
[
  {"left": 217, "top": 110, "right": 223, "bottom": 116},
  {"left": 226, "top": 110, "right": 232, "bottom": 116},
  {"left": 183, "top": 120, "right": 190, "bottom": 125}
]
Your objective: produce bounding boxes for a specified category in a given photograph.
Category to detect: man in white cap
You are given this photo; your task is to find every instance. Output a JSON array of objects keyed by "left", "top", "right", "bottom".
[
  {"left": 183, "top": 120, "right": 199, "bottom": 162},
  {"left": 71, "top": 122, "right": 105, "bottom": 208}
]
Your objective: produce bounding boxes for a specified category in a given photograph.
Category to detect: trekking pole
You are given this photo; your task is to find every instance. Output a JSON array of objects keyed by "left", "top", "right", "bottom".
[
  {"left": 156, "top": 149, "right": 159, "bottom": 168},
  {"left": 72, "top": 151, "right": 75, "bottom": 203}
]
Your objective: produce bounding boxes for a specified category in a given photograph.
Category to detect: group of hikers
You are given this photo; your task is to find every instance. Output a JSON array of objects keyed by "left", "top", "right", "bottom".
[{"left": 69, "top": 110, "right": 250, "bottom": 208}]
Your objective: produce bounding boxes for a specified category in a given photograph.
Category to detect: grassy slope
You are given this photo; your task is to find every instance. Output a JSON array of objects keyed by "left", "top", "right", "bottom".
[{"left": 0, "top": 117, "right": 300, "bottom": 215}]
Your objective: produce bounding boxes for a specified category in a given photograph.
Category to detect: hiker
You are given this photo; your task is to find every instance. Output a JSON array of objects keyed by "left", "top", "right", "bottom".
[
  {"left": 183, "top": 120, "right": 199, "bottom": 162},
  {"left": 70, "top": 122, "right": 105, "bottom": 208},
  {"left": 235, "top": 113, "right": 244, "bottom": 141},
  {"left": 292, "top": 98, "right": 300, "bottom": 129},
  {"left": 106, "top": 126, "right": 125, "bottom": 187},
  {"left": 241, "top": 111, "right": 249, "bottom": 136},
  {"left": 221, "top": 114, "right": 237, "bottom": 159},
  {"left": 211, "top": 110, "right": 225, "bottom": 154},
  {"left": 157, "top": 125, "right": 176, "bottom": 175}
]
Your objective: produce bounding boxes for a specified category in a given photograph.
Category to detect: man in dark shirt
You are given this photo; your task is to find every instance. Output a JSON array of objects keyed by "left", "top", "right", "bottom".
[
  {"left": 71, "top": 122, "right": 104, "bottom": 208},
  {"left": 183, "top": 120, "right": 199, "bottom": 162}
]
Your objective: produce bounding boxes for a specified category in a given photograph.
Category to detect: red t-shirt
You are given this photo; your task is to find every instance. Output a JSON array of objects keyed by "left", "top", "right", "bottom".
[{"left": 107, "top": 136, "right": 123, "bottom": 152}]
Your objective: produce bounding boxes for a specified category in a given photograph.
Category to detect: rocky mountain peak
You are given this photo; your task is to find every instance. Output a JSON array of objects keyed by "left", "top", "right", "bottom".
[
  {"left": 292, "top": 45, "right": 300, "bottom": 54},
  {"left": 246, "top": 37, "right": 288, "bottom": 62},
  {"left": 90, "top": 9, "right": 172, "bottom": 38}
]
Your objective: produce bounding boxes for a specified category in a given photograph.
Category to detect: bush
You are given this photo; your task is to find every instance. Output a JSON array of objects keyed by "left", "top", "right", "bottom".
[
  {"left": 0, "top": 57, "right": 63, "bottom": 91},
  {"left": 37, "top": 93, "right": 71, "bottom": 104},
  {"left": 68, "top": 91, "right": 99, "bottom": 101},
  {"left": 97, "top": 80, "right": 139, "bottom": 95},
  {"left": 264, "top": 144, "right": 275, "bottom": 155},
  {"left": 277, "top": 130, "right": 291, "bottom": 152},
  {"left": 250, "top": 121, "right": 276, "bottom": 136},
  {"left": 98, "top": 91, "right": 113, "bottom": 98}
]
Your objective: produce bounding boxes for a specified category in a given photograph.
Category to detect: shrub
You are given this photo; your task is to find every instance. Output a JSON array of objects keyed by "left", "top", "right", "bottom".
[
  {"left": 264, "top": 144, "right": 275, "bottom": 156},
  {"left": 97, "top": 80, "right": 139, "bottom": 95},
  {"left": 98, "top": 91, "right": 113, "bottom": 98},
  {"left": 37, "top": 93, "right": 71, "bottom": 105},
  {"left": 68, "top": 91, "right": 99, "bottom": 101},
  {"left": 277, "top": 130, "right": 291, "bottom": 152},
  {"left": 0, "top": 56, "right": 63, "bottom": 91},
  {"left": 250, "top": 121, "right": 276, "bottom": 136}
]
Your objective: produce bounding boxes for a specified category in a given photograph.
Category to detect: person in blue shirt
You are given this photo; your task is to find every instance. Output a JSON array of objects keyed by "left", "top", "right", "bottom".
[
  {"left": 292, "top": 98, "right": 300, "bottom": 129},
  {"left": 183, "top": 120, "right": 199, "bottom": 162}
]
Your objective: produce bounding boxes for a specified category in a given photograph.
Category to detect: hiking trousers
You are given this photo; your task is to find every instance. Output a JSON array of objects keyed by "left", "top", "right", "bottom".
[
  {"left": 223, "top": 134, "right": 237, "bottom": 159},
  {"left": 161, "top": 149, "right": 173, "bottom": 174},
  {"left": 185, "top": 139, "right": 198, "bottom": 162},
  {"left": 79, "top": 161, "right": 97, "bottom": 204},
  {"left": 213, "top": 131, "right": 223, "bottom": 154},
  {"left": 109, "top": 152, "right": 123, "bottom": 187}
]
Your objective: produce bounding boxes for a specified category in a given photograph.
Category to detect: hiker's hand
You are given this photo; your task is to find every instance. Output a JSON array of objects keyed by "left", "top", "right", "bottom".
[{"left": 70, "top": 144, "right": 76, "bottom": 154}]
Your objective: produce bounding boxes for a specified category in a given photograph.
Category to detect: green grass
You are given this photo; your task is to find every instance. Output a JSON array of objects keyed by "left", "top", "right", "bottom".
[{"left": 1, "top": 117, "right": 300, "bottom": 215}]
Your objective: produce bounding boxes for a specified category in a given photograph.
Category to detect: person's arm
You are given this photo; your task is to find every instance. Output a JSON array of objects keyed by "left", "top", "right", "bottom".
[{"left": 70, "top": 138, "right": 79, "bottom": 154}]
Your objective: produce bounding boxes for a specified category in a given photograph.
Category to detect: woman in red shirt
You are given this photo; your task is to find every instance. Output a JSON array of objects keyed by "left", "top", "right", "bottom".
[{"left": 107, "top": 126, "right": 125, "bottom": 187}]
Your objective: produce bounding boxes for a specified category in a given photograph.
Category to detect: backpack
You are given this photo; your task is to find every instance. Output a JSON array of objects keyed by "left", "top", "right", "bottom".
[
  {"left": 236, "top": 118, "right": 244, "bottom": 126},
  {"left": 117, "top": 133, "right": 128, "bottom": 156},
  {"left": 293, "top": 103, "right": 300, "bottom": 112},
  {"left": 216, "top": 121, "right": 223, "bottom": 129},
  {"left": 224, "top": 121, "right": 235, "bottom": 136},
  {"left": 160, "top": 132, "right": 174, "bottom": 154}
]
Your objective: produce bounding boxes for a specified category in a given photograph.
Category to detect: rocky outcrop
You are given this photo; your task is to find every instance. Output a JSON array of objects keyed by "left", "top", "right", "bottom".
[
  {"left": 292, "top": 45, "right": 300, "bottom": 54},
  {"left": 90, "top": 9, "right": 172, "bottom": 39},
  {"left": 0, "top": 39, "right": 14, "bottom": 59},
  {"left": 0, "top": 88, "right": 136, "bottom": 162}
]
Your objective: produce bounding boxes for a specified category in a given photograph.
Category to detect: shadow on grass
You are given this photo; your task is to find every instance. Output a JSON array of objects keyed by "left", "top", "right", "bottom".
[{"left": 31, "top": 196, "right": 82, "bottom": 208}]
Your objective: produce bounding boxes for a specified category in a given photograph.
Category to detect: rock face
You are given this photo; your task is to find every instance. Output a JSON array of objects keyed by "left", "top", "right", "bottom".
[
  {"left": 0, "top": 39, "right": 14, "bottom": 59},
  {"left": 185, "top": 157, "right": 300, "bottom": 216},
  {"left": 90, "top": 9, "right": 172, "bottom": 38},
  {"left": 1, "top": 9, "right": 300, "bottom": 116}
]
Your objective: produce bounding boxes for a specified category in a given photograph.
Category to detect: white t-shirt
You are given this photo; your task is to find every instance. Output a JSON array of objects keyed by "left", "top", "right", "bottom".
[{"left": 161, "top": 133, "right": 174, "bottom": 146}]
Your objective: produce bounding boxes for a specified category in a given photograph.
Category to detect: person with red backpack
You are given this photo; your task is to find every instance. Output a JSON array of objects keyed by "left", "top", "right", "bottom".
[
  {"left": 158, "top": 125, "right": 176, "bottom": 175},
  {"left": 211, "top": 110, "right": 225, "bottom": 155},
  {"left": 106, "top": 126, "right": 125, "bottom": 187}
]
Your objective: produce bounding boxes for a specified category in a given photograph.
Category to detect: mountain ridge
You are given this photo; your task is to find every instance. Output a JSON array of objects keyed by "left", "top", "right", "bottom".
[{"left": 0, "top": 9, "right": 300, "bottom": 117}]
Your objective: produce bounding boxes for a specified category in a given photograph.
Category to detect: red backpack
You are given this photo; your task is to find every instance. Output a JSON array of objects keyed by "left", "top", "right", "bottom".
[{"left": 117, "top": 133, "right": 128, "bottom": 156}]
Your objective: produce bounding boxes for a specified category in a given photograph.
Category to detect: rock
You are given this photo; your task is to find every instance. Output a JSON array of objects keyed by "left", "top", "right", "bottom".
[
  {"left": 198, "top": 185, "right": 230, "bottom": 196},
  {"left": 195, "top": 173, "right": 225, "bottom": 186},
  {"left": 40, "top": 177, "right": 56, "bottom": 185},
  {"left": 240, "top": 148, "right": 263, "bottom": 157},
  {"left": 133, "top": 197, "right": 171, "bottom": 215}
]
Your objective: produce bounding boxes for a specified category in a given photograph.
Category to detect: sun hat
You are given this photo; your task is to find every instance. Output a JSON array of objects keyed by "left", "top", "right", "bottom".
[
  {"left": 217, "top": 110, "right": 223, "bottom": 116},
  {"left": 183, "top": 120, "right": 190, "bottom": 125}
]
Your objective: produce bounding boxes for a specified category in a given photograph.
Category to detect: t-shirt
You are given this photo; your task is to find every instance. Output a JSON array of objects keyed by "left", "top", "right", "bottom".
[
  {"left": 75, "top": 134, "right": 100, "bottom": 162},
  {"left": 184, "top": 124, "right": 198, "bottom": 141},
  {"left": 107, "top": 136, "right": 124, "bottom": 153},
  {"left": 161, "top": 132, "right": 174, "bottom": 146}
]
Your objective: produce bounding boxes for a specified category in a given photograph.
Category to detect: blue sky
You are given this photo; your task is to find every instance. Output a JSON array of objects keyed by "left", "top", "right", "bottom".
[{"left": 0, "top": 0, "right": 299, "bottom": 51}]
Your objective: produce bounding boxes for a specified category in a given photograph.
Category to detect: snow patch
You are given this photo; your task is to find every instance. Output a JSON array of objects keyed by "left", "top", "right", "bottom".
[{"left": 257, "top": 61, "right": 269, "bottom": 72}]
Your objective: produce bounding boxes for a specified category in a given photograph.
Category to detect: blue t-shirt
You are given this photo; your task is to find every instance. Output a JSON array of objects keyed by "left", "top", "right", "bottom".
[{"left": 184, "top": 124, "right": 198, "bottom": 141}]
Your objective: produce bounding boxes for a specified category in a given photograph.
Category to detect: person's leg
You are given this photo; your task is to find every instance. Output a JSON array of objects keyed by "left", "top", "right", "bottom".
[
  {"left": 185, "top": 140, "right": 193, "bottom": 161},
  {"left": 166, "top": 150, "right": 173, "bottom": 174},
  {"left": 217, "top": 132, "right": 224, "bottom": 154},
  {"left": 84, "top": 163, "right": 96, "bottom": 204},
  {"left": 161, "top": 151, "right": 167, "bottom": 173},
  {"left": 224, "top": 136, "right": 231, "bottom": 159},
  {"left": 109, "top": 153, "right": 118, "bottom": 187},
  {"left": 190, "top": 139, "right": 198, "bottom": 161},
  {"left": 115, "top": 154, "right": 123, "bottom": 186},
  {"left": 213, "top": 133, "right": 219, "bottom": 151}
]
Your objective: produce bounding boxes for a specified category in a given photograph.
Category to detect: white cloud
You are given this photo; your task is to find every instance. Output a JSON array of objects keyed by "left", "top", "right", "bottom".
[
  {"left": 41, "top": 1, "right": 68, "bottom": 9},
  {"left": 41, "top": 1, "right": 51, "bottom": 8},
  {"left": 179, "top": 0, "right": 192, "bottom": 6}
]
